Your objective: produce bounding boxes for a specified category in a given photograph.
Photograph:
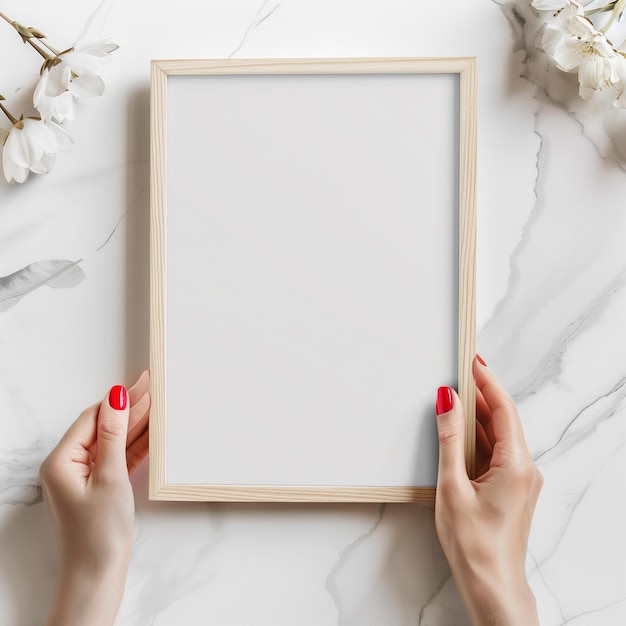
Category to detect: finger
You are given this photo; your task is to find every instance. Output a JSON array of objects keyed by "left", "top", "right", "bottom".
[
  {"left": 435, "top": 386, "right": 468, "bottom": 487},
  {"left": 127, "top": 429, "right": 149, "bottom": 474},
  {"left": 128, "top": 370, "right": 149, "bottom": 408},
  {"left": 474, "top": 420, "right": 493, "bottom": 478},
  {"left": 127, "top": 389, "right": 150, "bottom": 448},
  {"left": 475, "top": 385, "right": 496, "bottom": 447},
  {"left": 473, "top": 358, "right": 530, "bottom": 458},
  {"left": 87, "top": 375, "right": 151, "bottom": 459},
  {"left": 92, "top": 385, "right": 130, "bottom": 478}
]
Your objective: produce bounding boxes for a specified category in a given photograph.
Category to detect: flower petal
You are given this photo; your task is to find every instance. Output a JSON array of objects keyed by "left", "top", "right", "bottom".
[
  {"left": 610, "top": 54, "right": 626, "bottom": 86},
  {"left": 23, "top": 118, "right": 57, "bottom": 152},
  {"left": 50, "top": 92, "right": 76, "bottom": 123},
  {"left": 45, "top": 121, "right": 73, "bottom": 152},
  {"left": 578, "top": 55, "right": 611, "bottom": 93},
  {"left": 61, "top": 50, "right": 109, "bottom": 77},
  {"left": 614, "top": 89, "right": 626, "bottom": 107},
  {"left": 553, "top": 39, "right": 584, "bottom": 71},
  {"left": 5, "top": 119, "right": 57, "bottom": 168},
  {"left": 69, "top": 73, "right": 105, "bottom": 98},
  {"left": 30, "top": 151, "right": 56, "bottom": 174},
  {"left": 5, "top": 126, "right": 42, "bottom": 168},
  {"left": 592, "top": 34, "right": 615, "bottom": 58},
  {"left": 55, "top": 93, "right": 76, "bottom": 122},
  {"left": 73, "top": 38, "right": 119, "bottom": 56},
  {"left": 2, "top": 118, "right": 70, "bottom": 181},
  {"left": 3, "top": 158, "right": 30, "bottom": 183},
  {"left": 542, "top": 26, "right": 567, "bottom": 55},
  {"left": 46, "top": 64, "right": 72, "bottom": 97},
  {"left": 2, "top": 141, "right": 30, "bottom": 182},
  {"left": 567, "top": 15, "right": 597, "bottom": 38},
  {"left": 33, "top": 71, "right": 49, "bottom": 108},
  {"left": 531, "top": 0, "right": 567, "bottom": 10},
  {"left": 34, "top": 75, "right": 76, "bottom": 122}
]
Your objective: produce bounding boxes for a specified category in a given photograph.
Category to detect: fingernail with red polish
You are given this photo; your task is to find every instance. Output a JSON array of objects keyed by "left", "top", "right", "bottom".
[
  {"left": 476, "top": 354, "right": 487, "bottom": 367},
  {"left": 109, "top": 385, "right": 128, "bottom": 411},
  {"left": 436, "top": 386, "right": 453, "bottom": 415}
]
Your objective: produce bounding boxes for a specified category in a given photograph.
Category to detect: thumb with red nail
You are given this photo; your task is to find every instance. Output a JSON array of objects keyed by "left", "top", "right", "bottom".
[{"left": 40, "top": 372, "right": 150, "bottom": 626}]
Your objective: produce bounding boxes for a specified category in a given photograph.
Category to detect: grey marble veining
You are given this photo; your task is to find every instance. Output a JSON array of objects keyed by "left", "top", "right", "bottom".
[
  {"left": 0, "top": 260, "right": 85, "bottom": 312},
  {"left": 0, "top": 444, "right": 47, "bottom": 506},
  {"left": 228, "top": 0, "right": 283, "bottom": 59}
]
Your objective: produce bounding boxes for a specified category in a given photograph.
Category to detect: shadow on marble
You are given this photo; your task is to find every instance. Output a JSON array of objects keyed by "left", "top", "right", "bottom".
[
  {"left": 123, "top": 85, "right": 151, "bottom": 378},
  {"left": 0, "top": 503, "right": 57, "bottom": 625},
  {"left": 130, "top": 456, "right": 470, "bottom": 626}
]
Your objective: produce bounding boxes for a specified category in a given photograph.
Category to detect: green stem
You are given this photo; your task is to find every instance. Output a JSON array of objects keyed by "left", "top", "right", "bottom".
[
  {"left": 600, "top": 0, "right": 626, "bottom": 32},
  {"left": 0, "top": 101, "right": 18, "bottom": 125},
  {"left": 586, "top": 2, "right": 617, "bottom": 16}
]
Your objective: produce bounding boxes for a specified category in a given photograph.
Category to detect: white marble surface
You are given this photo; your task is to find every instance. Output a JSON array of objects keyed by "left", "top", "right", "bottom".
[{"left": 1, "top": 0, "right": 625, "bottom": 624}]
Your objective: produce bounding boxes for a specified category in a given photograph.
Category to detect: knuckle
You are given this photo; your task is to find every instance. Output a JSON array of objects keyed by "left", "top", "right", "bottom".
[
  {"left": 39, "top": 457, "right": 63, "bottom": 490},
  {"left": 496, "top": 392, "right": 518, "bottom": 417},
  {"left": 435, "top": 482, "right": 470, "bottom": 518},
  {"left": 436, "top": 419, "right": 464, "bottom": 447},
  {"left": 94, "top": 465, "right": 126, "bottom": 489},
  {"left": 509, "top": 459, "right": 539, "bottom": 487},
  {"left": 99, "top": 418, "right": 124, "bottom": 441},
  {"left": 501, "top": 393, "right": 518, "bottom": 413},
  {"left": 436, "top": 475, "right": 463, "bottom": 498}
]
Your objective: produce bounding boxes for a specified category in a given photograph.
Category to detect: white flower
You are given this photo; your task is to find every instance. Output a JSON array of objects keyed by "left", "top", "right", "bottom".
[
  {"left": 611, "top": 53, "right": 626, "bottom": 107},
  {"left": 532, "top": 0, "right": 583, "bottom": 18},
  {"left": 542, "top": 13, "right": 619, "bottom": 98},
  {"left": 33, "top": 72, "right": 76, "bottom": 123},
  {"left": 531, "top": 0, "right": 570, "bottom": 12},
  {"left": 2, "top": 117, "right": 72, "bottom": 183},
  {"left": 33, "top": 38, "right": 118, "bottom": 122}
]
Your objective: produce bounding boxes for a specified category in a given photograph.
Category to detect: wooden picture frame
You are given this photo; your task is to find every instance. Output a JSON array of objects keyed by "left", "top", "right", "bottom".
[{"left": 149, "top": 58, "right": 477, "bottom": 502}]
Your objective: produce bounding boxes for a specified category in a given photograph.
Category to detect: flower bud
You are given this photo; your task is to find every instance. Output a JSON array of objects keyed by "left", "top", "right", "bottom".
[
  {"left": 12, "top": 21, "right": 37, "bottom": 42},
  {"left": 27, "top": 27, "right": 46, "bottom": 39}
]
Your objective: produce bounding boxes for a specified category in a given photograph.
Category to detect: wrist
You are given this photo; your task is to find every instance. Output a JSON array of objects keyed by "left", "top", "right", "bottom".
[
  {"left": 47, "top": 562, "right": 129, "bottom": 626},
  {"left": 451, "top": 560, "right": 539, "bottom": 626}
]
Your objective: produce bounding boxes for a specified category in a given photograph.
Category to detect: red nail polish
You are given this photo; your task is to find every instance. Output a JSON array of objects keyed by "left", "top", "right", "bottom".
[
  {"left": 476, "top": 354, "right": 487, "bottom": 367},
  {"left": 436, "top": 386, "right": 453, "bottom": 415},
  {"left": 109, "top": 385, "right": 127, "bottom": 410}
]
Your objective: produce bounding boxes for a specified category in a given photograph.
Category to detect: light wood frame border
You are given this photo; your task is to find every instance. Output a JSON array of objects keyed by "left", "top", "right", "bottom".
[{"left": 149, "top": 57, "right": 477, "bottom": 502}]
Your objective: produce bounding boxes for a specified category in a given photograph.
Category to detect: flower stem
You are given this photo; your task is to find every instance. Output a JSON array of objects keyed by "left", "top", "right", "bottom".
[
  {"left": 0, "top": 11, "right": 54, "bottom": 59},
  {"left": 0, "top": 10, "right": 13, "bottom": 26},
  {"left": 600, "top": 0, "right": 626, "bottom": 32},
  {"left": 0, "top": 101, "right": 18, "bottom": 125},
  {"left": 25, "top": 37, "right": 52, "bottom": 60},
  {"left": 586, "top": 2, "right": 617, "bottom": 16},
  {"left": 40, "top": 39, "right": 61, "bottom": 56}
]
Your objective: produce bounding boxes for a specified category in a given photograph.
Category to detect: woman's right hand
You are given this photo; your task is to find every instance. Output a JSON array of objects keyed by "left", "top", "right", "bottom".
[
  {"left": 41, "top": 371, "right": 150, "bottom": 626},
  {"left": 434, "top": 356, "right": 543, "bottom": 626}
]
